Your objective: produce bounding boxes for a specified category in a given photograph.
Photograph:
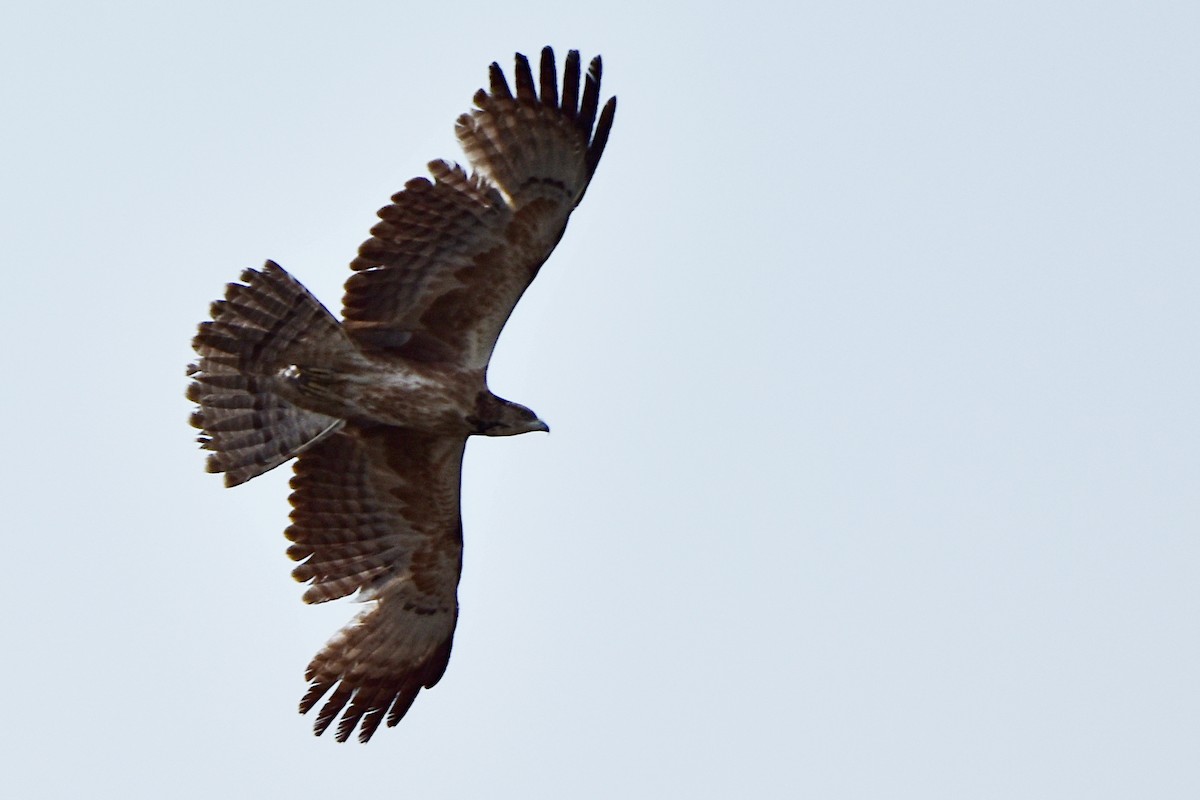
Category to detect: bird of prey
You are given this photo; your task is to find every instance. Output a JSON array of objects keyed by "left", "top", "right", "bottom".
[{"left": 186, "top": 47, "right": 615, "bottom": 742}]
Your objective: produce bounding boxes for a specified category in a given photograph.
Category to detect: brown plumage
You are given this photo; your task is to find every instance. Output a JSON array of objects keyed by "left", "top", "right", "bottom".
[{"left": 186, "top": 47, "right": 615, "bottom": 742}]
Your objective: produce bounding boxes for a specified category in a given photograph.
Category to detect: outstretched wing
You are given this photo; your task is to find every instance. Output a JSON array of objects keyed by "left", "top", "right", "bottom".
[
  {"left": 342, "top": 47, "right": 616, "bottom": 369},
  {"left": 286, "top": 423, "right": 466, "bottom": 742}
]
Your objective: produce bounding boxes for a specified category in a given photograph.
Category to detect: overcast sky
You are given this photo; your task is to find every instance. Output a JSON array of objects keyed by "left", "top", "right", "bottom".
[{"left": 3, "top": 1, "right": 1198, "bottom": 797}]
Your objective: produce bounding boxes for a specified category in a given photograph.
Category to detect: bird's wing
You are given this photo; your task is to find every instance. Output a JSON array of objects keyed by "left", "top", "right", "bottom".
[
  {"left": 341, "top": 47, "right": 616, "bottom": 369},
  {"left": 286, "top": 423, "right": 466, "bottom": 742}
]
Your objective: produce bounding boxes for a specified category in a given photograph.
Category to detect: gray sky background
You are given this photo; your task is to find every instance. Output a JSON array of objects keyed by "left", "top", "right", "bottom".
[{"left": 3, "top": 1, "right": 1197, "bottom": 797}]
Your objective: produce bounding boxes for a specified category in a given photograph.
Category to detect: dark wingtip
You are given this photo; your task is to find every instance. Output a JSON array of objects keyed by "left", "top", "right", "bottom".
[
  {"left": 357, "top": 708, "right": 386, "bottom": 743},
  {"left": 488, "top": 62, "right": 511, "bottom": 99},
  {"left": 539, "top": 46, "right": 558, "bottom": 109},
  {"left": 586, "top": 95, "right": 617, "bottom": 176},
  {"left": 513, "top": 52, "right": 536, "bottom": 102},
  {"left": 577, "top": 54, "right": 602, "bottom": 136},
  {"left": 310, "top": 683, "right": 352, "bottom": 740},
  {"left": 335, "top": 712, "right": 358, "bottom": 743},
  {"left": 299, "top": 677, "right": 331, "bottom": 714},
  {"left": 561, "top": 49, "right": 581, "bottom": 120}
]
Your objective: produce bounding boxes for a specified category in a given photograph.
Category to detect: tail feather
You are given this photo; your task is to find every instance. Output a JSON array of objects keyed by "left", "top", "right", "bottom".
[{"left": 188, "top": 261, "right": 353, "bottom": 486}]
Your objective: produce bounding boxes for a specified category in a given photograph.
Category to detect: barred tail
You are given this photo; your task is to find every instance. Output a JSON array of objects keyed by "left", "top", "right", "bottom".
[{"left": 187, "top": 260, "right": 352, "bottom": 487}]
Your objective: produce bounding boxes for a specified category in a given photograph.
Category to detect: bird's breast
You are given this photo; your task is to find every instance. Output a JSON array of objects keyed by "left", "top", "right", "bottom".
[{"left": 347, "top": 361, "right": 482, "bottom": 434}]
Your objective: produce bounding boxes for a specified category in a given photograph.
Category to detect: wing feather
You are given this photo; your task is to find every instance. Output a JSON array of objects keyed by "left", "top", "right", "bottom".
[
  {"left": 341, "top": 47, "right": 616, "bottom": 369},
  {"left": 287, "top": 424, "right": 465, "bottom": 742},
  {"left": 561, "top": 50, "right": 580, "bottom": 122},
  {"left": 488, "top": 61, "right": 512, "bottom": 100},
  {"left": 539, "top": 48, "right": 558, "bottom": 110},
  {"left": 513, "top": 52, "right": 537, "bottom": 102},
  {"left": 577, "top": 55, "right": 602, "bottom": 138}
]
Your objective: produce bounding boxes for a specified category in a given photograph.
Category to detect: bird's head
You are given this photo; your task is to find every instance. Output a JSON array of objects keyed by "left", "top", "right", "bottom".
[{"left": 470, "top": 394, "right": 549, "bottom": 436}]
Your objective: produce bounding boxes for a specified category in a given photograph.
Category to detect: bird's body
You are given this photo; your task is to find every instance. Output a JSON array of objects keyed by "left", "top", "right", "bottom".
[
  {"left": 186, "top": 47, "right": 615, "bottom": 742},
  {"left": 274, "top": 342, "right": 531, "bottom": 436}
]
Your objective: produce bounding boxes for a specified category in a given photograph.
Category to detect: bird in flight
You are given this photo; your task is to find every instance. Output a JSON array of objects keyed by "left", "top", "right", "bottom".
[{"left": 186, "top": 46, "right": 615, "bottom": 742}]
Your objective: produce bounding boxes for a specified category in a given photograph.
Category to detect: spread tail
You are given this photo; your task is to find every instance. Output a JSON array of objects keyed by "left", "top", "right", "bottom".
[{"left": 187, "top": 260, "right": 354, "bottom": 486}]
